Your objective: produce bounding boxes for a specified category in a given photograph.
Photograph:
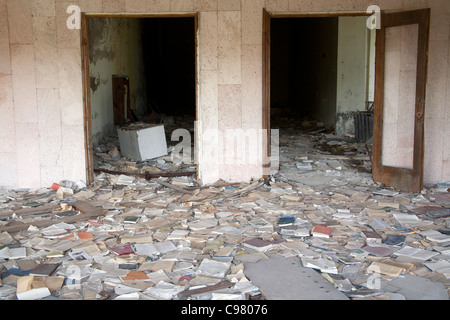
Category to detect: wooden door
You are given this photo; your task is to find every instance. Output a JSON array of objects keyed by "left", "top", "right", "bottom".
[
  {"left": 372, "top": 9, "right": 430, "bottom": 193},
  {"left": 262, "top": 8, "right": 271, "bottom": 177},
  {"left": 112, "top": 75, "right": 132, "bottom": 126}
]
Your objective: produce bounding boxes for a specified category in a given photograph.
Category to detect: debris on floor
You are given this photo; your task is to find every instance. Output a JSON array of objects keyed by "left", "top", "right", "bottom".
[
  {"left": 93, "top": 116, "right": 196, "bottom": 177},
  {"left": 0, "top": 129, "right": 449, "bottom": 300}
]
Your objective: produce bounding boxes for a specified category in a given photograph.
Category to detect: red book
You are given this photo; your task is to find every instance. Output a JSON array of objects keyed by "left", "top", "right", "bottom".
[
  {"left": 109, "top": 244, "right": 134, "bottom": 256},
  {"left": 312, "top": 225, "right": 332, "bottom": 238},
  {"left": 77, "top": 232, "right": 94, "bottom": 241}
]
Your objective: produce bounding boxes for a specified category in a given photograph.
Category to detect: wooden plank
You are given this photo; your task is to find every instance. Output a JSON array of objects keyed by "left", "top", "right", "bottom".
[
  {"left": 0, "top": 203, "right": 60, "bottom": 218},
  {"left": 178, "top": 281, "right": 233, "bottom": 298},
  {"left": 155, "top": 179, "right": 195, "bottom": 195},
  {"left": 0, "top": 201, "right": 104, "bottom": 234},
  {"left": 94, "top": 168, "right": 196, "bottom": 179}
]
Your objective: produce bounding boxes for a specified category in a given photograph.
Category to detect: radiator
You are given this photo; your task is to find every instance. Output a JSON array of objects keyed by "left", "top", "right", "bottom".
[{"left": 354, "top": 111, "right": 374, "bottom": 142}]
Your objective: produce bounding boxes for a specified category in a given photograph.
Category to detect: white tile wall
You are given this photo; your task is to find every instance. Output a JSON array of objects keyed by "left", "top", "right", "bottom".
[{"left": 0, "top": 0, "right": 449, "bottom": 188}]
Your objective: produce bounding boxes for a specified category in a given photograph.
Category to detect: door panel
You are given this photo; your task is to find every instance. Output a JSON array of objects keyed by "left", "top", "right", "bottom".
[
  {"left": 381, "top": 24, "right": 418, "bottom": 170},
  {"left": 262, "top": 8, "right": 271, "bottom": 177},
  {"left": 372, "top": 9, "right": 430, "bottom": 193}
]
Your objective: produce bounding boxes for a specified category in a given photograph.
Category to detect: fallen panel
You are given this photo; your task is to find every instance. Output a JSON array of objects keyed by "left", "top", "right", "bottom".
[
  {"left": 243, "top": 254, "right": 348, "bottom": 300},
  {"left": 381, "top": 274, "right": 449, "bottom": 300}
]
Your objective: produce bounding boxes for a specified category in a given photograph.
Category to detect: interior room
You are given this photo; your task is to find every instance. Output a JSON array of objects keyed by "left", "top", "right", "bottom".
[
  {"left": 269, "top": 15, "right": 376, "bottom": 181},
  {"left": 270, "top": 17, "right": 339, "bottom": 130},
  {"left": 86, "top": 16, "right": 196, "bottom": 175},
  {"left": 270, "top": 15, "right": 376, "bottom": 136}
]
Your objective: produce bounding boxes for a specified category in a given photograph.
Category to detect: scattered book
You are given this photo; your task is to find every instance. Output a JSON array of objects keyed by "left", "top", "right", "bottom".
[
  {"left": 138, "top": 260, "right": 176, "bottom": 273},
  {"left": 132, "top": 243, "right": 159, "bottom": 256},
  {"left": 383, "top": 234, "right": 405, "bottom": 246},
  {"left": 41, "top": 228, "right": 73, "bottom": 239},
  {"left": 0, "top": 246, "right": 27, "bottom": 260},
  {"left": 362, "top": 245, "right": 395, "bottom": 257},
  {"left": 425, "top": 208, "right": 450, "bottom": 219},
  {"left": 121, "top": 271, "right": 149, "bottom": 281},
  {"left": 420, "top": 230, "right": 450, "bottom": 243},
  {"left": 243, "top": 238, "right": 283, "bottom": 252},
  {"left": 312, "top": 225, "right": 332, "bottom": 238},
  {"left": 280, "top": 228, "right": 310, "bottom": 237},
  {"left": 119, "top": 263, "right": 139, "bottom": 270},
  {"left": 154, "top": 241, "right": 177, "bottom": 254},
  {"left": 116, "top": 175, "right": 134, "bottom": 186},
  {"left": 167, "top": 229, "right": 190, "bottom": 240},
  {"left": 16, "top": 276, "right": 51, "bottom": 300},
  {"left": 300, "top": 256, "right": 338, "bottom": 274},
  {"left": 46, "top": 250, "right": 65, "bottom": 258},
  {"left": 124, "top": 216, "right": 140, "bottom": 224},
  {"left": 29, "top": 263, "right": 59, "bottom": 277},
  {"left": 424, "top": 260, "right": 450, "bottom": 279},
  {"left": 17, "top": 259, "right": 38, "bottom": 271},
  {"left": 109, "top": 244, "right": 135, "bottom": 256},
  {"left": 55, "top": 210, "right": 79, "bottom": 218},
  {"left": 361, "top": 230, "right": 382, "bottom": 244},
  {"left": 69, "top": 250, "right": 92, "bottom": 261},
  {"left": 277, "top": 216, "right": 296, "bottom": 227},
  {"left": 337, "top": 254, "right": 360, "bottom": 265},
  {"left": 77, "top": 232, "right": 94, "bottom": 241}
]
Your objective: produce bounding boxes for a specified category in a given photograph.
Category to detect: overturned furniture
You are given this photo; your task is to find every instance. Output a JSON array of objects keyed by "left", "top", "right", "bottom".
[{"left": 117, "top": 123, "right": 168, "bottom": 162}]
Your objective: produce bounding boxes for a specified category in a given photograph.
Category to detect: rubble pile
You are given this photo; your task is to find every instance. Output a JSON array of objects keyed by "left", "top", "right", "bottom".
[{"left": 0, "top": 131, "right": 449, "bottom": 300}]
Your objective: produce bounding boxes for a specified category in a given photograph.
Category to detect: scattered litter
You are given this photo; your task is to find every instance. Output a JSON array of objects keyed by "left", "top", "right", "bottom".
[{"left": 0, "top": 127, "right": 449, "bottom": 301}]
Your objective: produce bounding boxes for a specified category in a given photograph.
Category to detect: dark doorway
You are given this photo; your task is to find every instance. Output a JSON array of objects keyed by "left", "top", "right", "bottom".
[
  {"left": 143, "top": 18, "right": 196, "bottom": 117},
  {"left": 270, "top": 17, "right": 338, "bottom": 131}
]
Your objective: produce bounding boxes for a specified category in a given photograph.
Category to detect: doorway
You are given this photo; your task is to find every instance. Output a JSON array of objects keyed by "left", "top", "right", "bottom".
[
  {"left": 270, "top": 17, "right": 339, "bottom": 131},
  {"left": 264, "top": 12, "right": 376, "bottom": 186},
  {"left": 81, "top": 14, "right": 198, "bottom": 185}
]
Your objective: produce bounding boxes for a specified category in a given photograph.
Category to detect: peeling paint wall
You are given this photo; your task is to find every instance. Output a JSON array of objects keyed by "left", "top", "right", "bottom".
[
  {"left": 0, "top": 0, "right": 449, "bottom": 189},
  {"left": 336, "top": 16, "right": 372, "bottom": 136},
  {"left": 88, "top": 17, "right": 148, "bottom": 145}
]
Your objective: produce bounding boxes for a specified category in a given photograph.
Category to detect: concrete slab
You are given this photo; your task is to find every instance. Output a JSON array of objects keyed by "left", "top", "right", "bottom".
[
  {"left": 381, "top": 274, "right": 449, "bottom": 300},
  {"left": 243, "top": 254, "right": 349, "bottom": 300}
]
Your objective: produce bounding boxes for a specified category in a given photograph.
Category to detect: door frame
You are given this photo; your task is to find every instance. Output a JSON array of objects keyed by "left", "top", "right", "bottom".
[
  {"left": 372, "top": 9, "right": 430, "bottom": 193},
  {"left": 81, "top": 13, "right": 199, "bottom": 185}
]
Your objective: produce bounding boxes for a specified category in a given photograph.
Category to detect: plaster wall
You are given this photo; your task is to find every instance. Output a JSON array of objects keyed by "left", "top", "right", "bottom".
[
  {"left": 88, "top": 17, "right": 147, "bottom": 145},
  {"left": 336, "top": 16, "right": 371, "bottom": 136}
]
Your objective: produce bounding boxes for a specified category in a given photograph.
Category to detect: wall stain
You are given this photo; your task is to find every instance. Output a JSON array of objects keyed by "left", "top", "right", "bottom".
[
  {"left": 89, "top": 74, "right": 109, "bottom": 93},
  {"left": 88, "top": 18, "right": 117, "bottom": 66}
]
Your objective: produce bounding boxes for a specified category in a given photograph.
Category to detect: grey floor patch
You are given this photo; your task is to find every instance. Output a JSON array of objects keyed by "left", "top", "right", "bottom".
[
  {"left": 381, "top": 274, "right": 449, "bottom": 300},
  {"left": 244, "top": 254, "right": 348, "bottom": 300}
]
